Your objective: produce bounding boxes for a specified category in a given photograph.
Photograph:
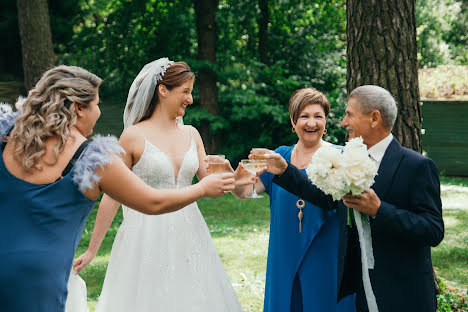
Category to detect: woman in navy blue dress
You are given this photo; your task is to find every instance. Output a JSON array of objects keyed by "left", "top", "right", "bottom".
[
  {"left": 233, "top": 88, "right": 355, "bottom": 311},
  {"left": 0, "top": 65, "right": 234, "bottom": 312}
]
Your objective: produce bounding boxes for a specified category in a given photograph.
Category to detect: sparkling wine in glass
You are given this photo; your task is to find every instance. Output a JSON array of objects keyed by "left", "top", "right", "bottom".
[
  {"left": 207, "top": 154, "right": 232, "bottom": 193},
  {"left": 241, "top": 159, "right": 267, "bottom": 198},
  {"left": 251, "top": 148, "right": 269, "bottom": 160},
  {"left": 207, "top": 155, "right": 226, "bottom": 174}
]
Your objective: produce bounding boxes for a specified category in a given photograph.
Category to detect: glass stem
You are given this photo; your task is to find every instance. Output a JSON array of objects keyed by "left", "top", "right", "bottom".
[{"left": 252, "top": 182, "right": 257, "bottom": 195}]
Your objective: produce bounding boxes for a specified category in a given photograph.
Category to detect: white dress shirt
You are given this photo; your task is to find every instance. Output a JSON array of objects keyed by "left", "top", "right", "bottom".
[{"left": 367, "top": 133, "right": 393, "bottom": 169}]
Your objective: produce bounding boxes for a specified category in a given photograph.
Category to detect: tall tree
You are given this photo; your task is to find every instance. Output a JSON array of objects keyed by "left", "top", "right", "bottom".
[
  {"left": 347, "top": 0, "right": 422, "bottom": 152},
  {"left": 194, "top": 0, "right": 220, "bottom": 154},
  {"left": 258, "top": 0, "right": 269, "bottom": 64},
  {"left": 17, "top": 0, "right": 55, "bottom": 91}
]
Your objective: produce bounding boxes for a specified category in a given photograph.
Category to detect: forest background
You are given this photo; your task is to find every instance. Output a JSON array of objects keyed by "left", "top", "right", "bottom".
[{"left": 1, "top": 0, "right": 467, "bottom": 161}]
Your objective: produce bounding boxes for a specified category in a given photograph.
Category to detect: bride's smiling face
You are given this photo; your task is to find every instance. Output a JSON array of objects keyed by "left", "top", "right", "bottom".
[{"left": 162, "top": 79, "right": 194, "bottom": 118}]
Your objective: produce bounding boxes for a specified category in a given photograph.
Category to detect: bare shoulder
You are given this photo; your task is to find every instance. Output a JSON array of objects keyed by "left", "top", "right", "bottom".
[
  {"left": 119, "top": 126, "right": 145, "bottom": 149},
  {"left": 118, "top": 126, "right": 147, "bottom": 167},
  {"left": 187, "top": 125, "right": 203, "bottom": 142}
]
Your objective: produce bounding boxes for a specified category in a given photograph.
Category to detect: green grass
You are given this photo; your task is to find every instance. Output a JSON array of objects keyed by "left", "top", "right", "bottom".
[
  {"left": 432, "top": 182, "right": 468, "bottom": 290},
  {"left": 75, "top": 177, "right": 468, "bottom": 311},
  {"left": 440, "top": 176, "right": 468, "bottom": 188}
]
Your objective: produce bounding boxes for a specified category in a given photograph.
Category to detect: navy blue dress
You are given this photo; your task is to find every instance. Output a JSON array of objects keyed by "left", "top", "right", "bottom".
[
  {"left": 0, "top": 109, "right": 123, "bottom": 312},
  {"left": 260, "top": 146, "right": 355, "bottom": 312}
]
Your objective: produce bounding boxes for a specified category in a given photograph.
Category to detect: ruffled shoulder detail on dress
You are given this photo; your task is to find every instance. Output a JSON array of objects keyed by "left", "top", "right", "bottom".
[
  {"left": 73, "top": 134, "right": 126, "bottom": 193},
  {"left": 0, "top": 103, "right": 20, "bottom": 140}
]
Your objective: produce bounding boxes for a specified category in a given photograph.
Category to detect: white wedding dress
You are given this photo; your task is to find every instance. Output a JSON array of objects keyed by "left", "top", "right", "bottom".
[{"left": 93, "top": 132, "right": 243, "bottom": 312}]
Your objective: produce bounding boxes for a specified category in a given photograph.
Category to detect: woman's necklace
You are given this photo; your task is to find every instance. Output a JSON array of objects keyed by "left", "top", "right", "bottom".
[
  {"left": 291, "top": 145, "right": 311, "bottom": 233},
  {"left": 291, "top": 144, "right": 320, "bottom": 233},
  {"left": 291, "top": 144, "right": 313, "bottom": 169}
]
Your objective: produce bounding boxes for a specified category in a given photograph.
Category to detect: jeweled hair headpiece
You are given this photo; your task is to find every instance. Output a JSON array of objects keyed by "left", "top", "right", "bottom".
[{"left": 123, "top": 57, "right": 174, "bottom": 129}]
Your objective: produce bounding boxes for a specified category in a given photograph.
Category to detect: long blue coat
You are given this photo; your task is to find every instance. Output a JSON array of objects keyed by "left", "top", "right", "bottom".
[{"left": 260, "top": 145, "right": 355, "bottom": 312}]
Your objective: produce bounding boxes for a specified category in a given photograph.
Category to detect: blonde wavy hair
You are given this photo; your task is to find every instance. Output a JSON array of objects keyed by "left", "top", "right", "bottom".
[{"left": 7, "top": 65, "right": 102, "bottom": 172}]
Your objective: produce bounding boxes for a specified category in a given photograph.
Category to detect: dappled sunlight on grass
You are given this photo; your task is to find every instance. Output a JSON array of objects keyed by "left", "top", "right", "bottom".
[
  {"left": 214, "top": 231, "right": 269, "bottom": 311},
  {"left": 443, "top": 216, "right": 460, "bottom": 227},
  {"left": 432, "top": 179, "right": 468, "bottom": 292}
]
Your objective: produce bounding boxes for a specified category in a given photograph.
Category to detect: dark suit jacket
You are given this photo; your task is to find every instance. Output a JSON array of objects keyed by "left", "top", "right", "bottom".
[{"left": 272, "top": 138, "right": 444, "bottom": 312}]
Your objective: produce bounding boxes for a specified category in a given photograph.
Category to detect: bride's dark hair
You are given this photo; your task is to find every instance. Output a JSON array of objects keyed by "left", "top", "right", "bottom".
[{"left": 140, "top": 62, "right": 195, "bottom": 121}]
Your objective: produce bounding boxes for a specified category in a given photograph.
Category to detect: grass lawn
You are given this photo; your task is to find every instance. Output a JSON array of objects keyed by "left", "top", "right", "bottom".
[
  {"left": 433, "top": 179, "right": 468, "bottom": 290},
  {"left": 75, "top": 177, "right": 468, "bottom": 311}
]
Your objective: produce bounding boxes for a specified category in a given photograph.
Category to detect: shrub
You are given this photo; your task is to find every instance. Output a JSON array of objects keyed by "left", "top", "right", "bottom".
[
  {"left": 419, "top": 65, "right": 468, "bottom": 99},
  {"left": 436, "top": 269, "right": 468, "bottom": 312}
]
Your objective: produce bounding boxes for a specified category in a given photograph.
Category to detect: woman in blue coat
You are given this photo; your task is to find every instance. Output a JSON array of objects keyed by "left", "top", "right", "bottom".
[{"left": 233, "top": 88, "right": 355, "bottom": 311}]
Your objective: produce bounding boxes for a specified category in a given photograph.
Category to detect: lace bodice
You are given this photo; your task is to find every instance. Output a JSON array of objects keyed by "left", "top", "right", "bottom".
[{"left": 132, "top": 136, "right": 199, "bottom": 189}]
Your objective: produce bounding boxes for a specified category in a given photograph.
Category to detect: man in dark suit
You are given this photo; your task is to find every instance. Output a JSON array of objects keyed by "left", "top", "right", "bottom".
[{"left": 259, "top": 85, "right": 444, "bottom": 311}]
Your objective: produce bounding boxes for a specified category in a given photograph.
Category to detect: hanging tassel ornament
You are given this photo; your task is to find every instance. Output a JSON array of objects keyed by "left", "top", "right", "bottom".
[{"left": 296, "top": 199, "right": 305, "bottom": 233}]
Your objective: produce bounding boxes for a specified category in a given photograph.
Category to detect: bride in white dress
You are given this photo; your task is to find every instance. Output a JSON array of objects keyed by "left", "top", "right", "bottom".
[{"left": 73, "top": 58, "right": 245, "bottom": 311}]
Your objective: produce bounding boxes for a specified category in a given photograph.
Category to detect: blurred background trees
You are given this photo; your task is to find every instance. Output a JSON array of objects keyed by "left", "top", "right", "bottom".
[
  {"left": 0, "top": 0, "right": 466, "bottom": 160},
  {"left": 16, "top": 0, "right": 56, "bottom": 90}
]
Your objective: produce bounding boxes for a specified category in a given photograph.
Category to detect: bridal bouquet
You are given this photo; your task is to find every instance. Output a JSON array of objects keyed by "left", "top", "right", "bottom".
[
  {"left": 306, "top": 137, "right": 379, "bottom": 311},
  {"left": 306, "top": 137, "right": 378, "bottom": 202}
]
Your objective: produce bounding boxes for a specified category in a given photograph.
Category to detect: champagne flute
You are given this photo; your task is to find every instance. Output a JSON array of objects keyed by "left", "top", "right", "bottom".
[{"left": 241, "top": 159, "right": 267, "bottom": 198}]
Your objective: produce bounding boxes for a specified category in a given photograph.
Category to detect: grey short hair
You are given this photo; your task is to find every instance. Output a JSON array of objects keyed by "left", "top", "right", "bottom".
[{"left": 349, "top": 85, "right": 398, "bottom": 130}]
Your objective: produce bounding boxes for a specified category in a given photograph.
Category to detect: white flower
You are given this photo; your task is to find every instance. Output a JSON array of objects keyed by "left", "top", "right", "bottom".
[{"left": 306, "top": 137, "right": 378, "bottom": 200}]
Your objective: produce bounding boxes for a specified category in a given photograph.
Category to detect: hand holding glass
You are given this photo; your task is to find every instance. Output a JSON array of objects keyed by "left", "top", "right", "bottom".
[
  {"left": 206, "top": 155, "right": 227, "bottom": 174},
  {"left": 250, "top": 147, "right": 270, "bottom": 160},
  {"left": 241, "top": 159, "right": 267, "bottom": 198},
  {"left": 207, "top": 154, "right": 233, "bottom": 193}
]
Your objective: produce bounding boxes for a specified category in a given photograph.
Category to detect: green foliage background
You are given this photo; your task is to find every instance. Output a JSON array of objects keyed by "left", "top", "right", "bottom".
[
  {"left": 53, "top": 0, "right": 350, "bottom": 162},
  {"left": 416, "top": 0, "right": 468, "bottom": 67},
  {"left": 0, "top": 0, "right": 466, "bottom": 160}
]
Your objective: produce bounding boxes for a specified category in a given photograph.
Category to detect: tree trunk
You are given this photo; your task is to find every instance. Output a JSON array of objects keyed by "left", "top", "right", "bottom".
[
  {"left": 347, "top": 0, "right": 421, "bottom": 152},
  {"left": 194, "top": 0, "right": 220, "bottom": 154},
  {"left": 258, "top": 0, "right": 269, "bottom": 65},
  {"left": 17, "top": 0, "right": 55, "bottom": 91}
]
